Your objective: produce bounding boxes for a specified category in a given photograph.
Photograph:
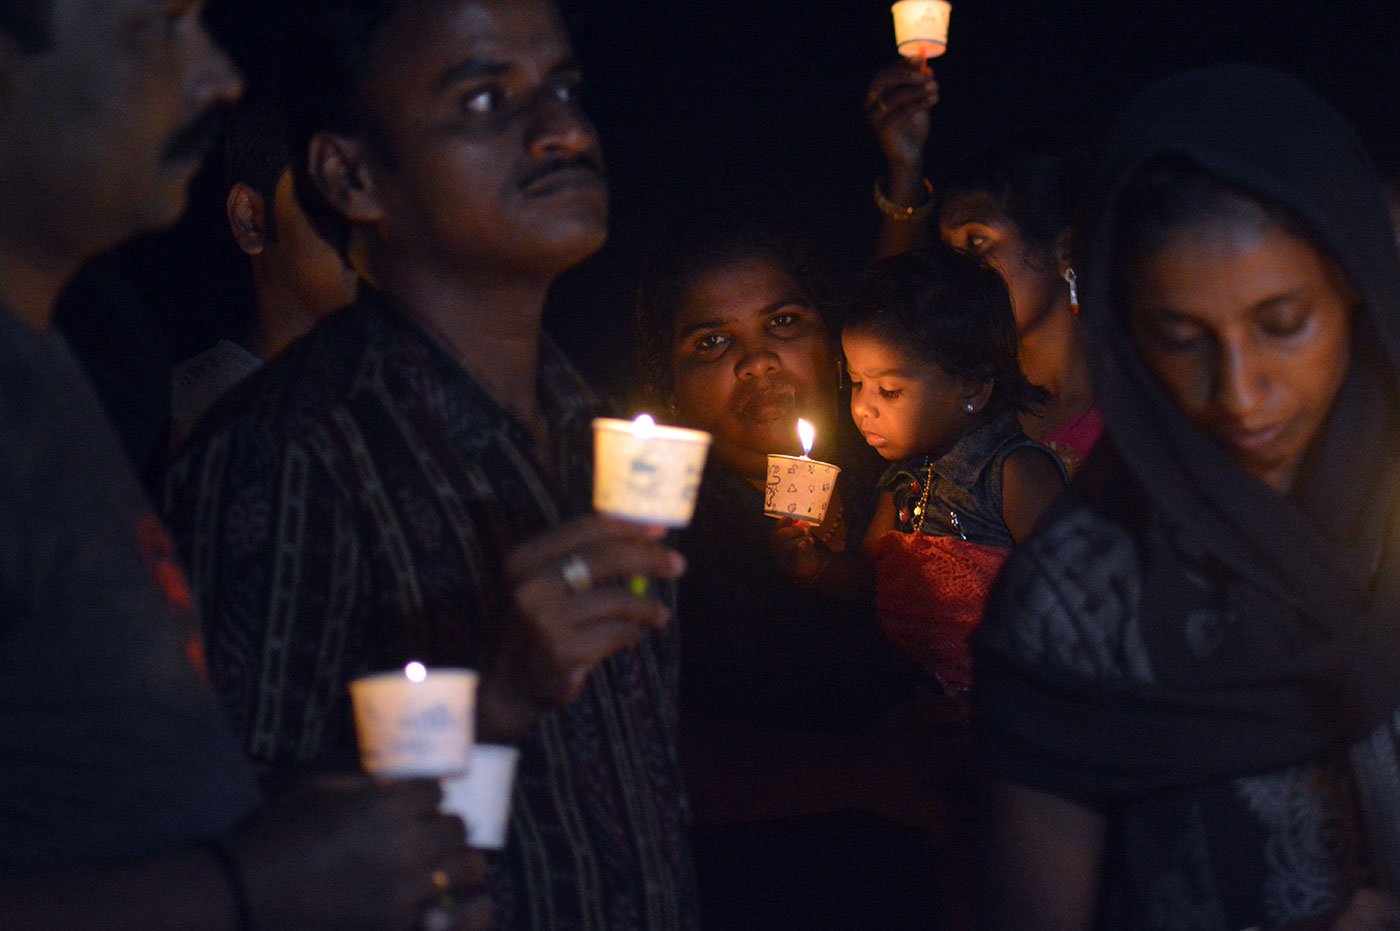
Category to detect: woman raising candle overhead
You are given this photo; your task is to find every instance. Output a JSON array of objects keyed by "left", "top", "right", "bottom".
[
  {"left": 866, "top": 65, "right": 1100, "bottom": 468},
  {"left": 973, "top": 65, "right": 1400, "bottom": 931}
]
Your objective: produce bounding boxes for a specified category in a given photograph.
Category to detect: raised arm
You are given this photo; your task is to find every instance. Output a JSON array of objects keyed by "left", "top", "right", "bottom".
[{"left": 865, "top": 61, "right": 939, "bottom": 259}]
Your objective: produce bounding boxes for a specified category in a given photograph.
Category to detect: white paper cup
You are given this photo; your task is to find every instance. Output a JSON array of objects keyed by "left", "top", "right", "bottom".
[
  {"left": 439, "top": 744, "right": 521, "bottom": 850},
  {"left": 892, "top": 0, "right": 952, "bottom": 59},
  {"left": 349, "top": 668, "right": 477, "bottom": 778},
  {"left": 764, "top": 454, "right": 841, "bottom": 525},
  {"left": 592, "top": 418, "right": 712, "bottom": 528}
]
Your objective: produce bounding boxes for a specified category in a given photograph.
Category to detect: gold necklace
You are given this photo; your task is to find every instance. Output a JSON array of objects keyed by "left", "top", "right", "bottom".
[
  {"left": 911, "top": 460, "right": 935, "bottom": 533},
  {"left": 911, "top": 460, "right": 967, "bottom": 539}
]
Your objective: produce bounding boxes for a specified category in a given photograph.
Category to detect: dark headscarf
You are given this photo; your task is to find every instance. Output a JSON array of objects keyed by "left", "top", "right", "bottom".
[{"left": 974, "top": 64, "right": 1400, "bottom": 842}]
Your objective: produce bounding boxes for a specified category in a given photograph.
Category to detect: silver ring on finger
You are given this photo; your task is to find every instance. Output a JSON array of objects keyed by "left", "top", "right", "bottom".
[{"left": 561, "top": 553, "right": 593, "bottom": 594}]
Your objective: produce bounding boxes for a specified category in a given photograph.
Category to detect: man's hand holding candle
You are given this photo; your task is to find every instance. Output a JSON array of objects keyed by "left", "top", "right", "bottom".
[{"left": 477, "top": 515, "right": 686, "bottom": 743}]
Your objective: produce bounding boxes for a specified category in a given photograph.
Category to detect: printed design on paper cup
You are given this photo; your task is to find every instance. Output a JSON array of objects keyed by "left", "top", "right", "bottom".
[
  {"left": 360, "top": 701, "right": 468, "bottom": 772},
  {"left": 764, "top": 454, "right": 841, "bottom": 525},
  {"left": 626, "top": 452, "right": 661, "bottom": 498},
  {"left": 593, "top": 418, "right": 712, "bottom": 527},
  {"left": 350, "top": 668, "right": 477, "bottom": 778}
]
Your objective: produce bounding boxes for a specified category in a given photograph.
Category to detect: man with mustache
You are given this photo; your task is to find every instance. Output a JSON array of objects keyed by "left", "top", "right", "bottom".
[
  {"left": 0, "top": 1, "right": 487, "bottom": 928},
  {"left": 165, "top": 0, "right": 699, "bottom": 928}
]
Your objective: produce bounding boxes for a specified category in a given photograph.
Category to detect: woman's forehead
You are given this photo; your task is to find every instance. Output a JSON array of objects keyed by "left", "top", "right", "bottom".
[{"left": 939, "top": 190, "right": 1010, "bottom": 230}]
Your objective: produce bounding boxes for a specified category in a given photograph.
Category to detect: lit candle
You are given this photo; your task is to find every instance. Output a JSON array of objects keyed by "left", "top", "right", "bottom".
[
  {"left": 797, "top": 418, "right": 816, "bottom": 459},
  {"left": 764, "top": 419, "right": 842, "bottom": 525},
  {"left": 349, "top": 663, "right": 478, "bottom": 777},
  {"left": 593, "top": 412, "right": 713, "bottom": 598},
  {"left": 591, "top": 415, "right": 712, "bottom": 527},
  {"left": 891, "top": 0, "right": 952, "bottom": 72}
]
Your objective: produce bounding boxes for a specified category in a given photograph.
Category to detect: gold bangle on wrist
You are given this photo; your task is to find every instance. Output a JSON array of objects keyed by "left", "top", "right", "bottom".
[{"left": 873, "top": 177, "right": 934, "bottom": 222}]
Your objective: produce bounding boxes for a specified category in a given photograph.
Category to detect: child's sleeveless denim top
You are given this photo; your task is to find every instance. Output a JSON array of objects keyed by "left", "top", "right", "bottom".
[{"left": 879, "top": 410, "right": 1067, "bottom": 548}]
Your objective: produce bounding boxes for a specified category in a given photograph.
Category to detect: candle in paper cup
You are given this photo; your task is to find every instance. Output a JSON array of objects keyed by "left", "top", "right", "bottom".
[
  {"left": 592, "top": 415, "right": 712, "bottom": 527},
  {"left": 349, "top": 664, "right": 477, "bottom": 778},
  {"left": 764, "top": 419, "right": 841, "bottom": 525},
  {"left": 891, "top": 0, "right": 952, "bottom": 60},
  {"left": 439, "top": 744, "right": 521, "bottom": 850}
]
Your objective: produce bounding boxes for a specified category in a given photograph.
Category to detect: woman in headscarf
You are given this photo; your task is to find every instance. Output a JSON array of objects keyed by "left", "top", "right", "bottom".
[{"left": 972, "top": 65, "right": 1400, "bottom": 930}]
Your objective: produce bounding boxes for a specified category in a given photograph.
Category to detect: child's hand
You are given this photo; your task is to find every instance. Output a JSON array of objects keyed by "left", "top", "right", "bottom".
[{"left": 771, "top": 517, "right": 831, "bottom": 586}]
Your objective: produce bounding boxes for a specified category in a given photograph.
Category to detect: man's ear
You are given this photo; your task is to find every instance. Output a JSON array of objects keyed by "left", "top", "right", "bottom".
[
  {"left": 306, "top": 132, "right": 384, "bottom": 225},
  {"left": 225, "top": 182, "right": 267, "bottom": 256}
]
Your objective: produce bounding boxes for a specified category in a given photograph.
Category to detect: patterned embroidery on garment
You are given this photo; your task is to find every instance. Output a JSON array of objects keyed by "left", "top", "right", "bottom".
[
  {"left": 989, "top": 505, "right": 1155, "bottom": 682},
  {"left": 1234, "top": 767, "right": 1356, "bottom": 925},
  {"left": 166, "top": 293, "right": 698, "bottom": 931}
]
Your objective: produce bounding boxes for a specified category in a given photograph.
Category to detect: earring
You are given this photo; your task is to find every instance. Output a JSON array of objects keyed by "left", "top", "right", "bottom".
[
  {"left": 835, "top": 356, "right": 846, "bottom": 390},
  {"left": 963, "top": 402, "right": 975, "bottom": 413},
  {"left": 1063, "top": 267, "right": 1080, "bottom": 315}
]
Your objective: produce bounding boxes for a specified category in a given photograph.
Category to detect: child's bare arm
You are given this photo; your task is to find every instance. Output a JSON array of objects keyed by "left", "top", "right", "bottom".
[
  {"left": 861, "top": 490, "right": 898, "bottom": 553},
  {"left": 1001, "top": 448, "right": 1066, "bottom": 544}
]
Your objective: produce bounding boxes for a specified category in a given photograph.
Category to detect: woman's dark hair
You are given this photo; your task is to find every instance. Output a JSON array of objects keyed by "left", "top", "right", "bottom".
[
  {"left": 940, "top": 133, "right": 1086, "bottom": 261},
  {"left": 843, "top": 246, "right": 1050, "bottom": 415},
  {"left": 1113, "top": 155, "right": 1324, "bottom": 271},
  {"left": 633, "top": 207, "right": 826, "bottom": 406},
  {"left": 1112, "top": 155, "right": 1367, "bottom": 353},
  {"left": 278, "top": 0, "right": 403, "bottom": 258}
]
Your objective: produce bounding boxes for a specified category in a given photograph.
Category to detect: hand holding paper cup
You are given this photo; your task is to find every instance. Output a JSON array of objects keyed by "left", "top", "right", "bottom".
[
  {"left": 349, "top": 662, "right": 477, "bottom": 778},
  {"left": 592, "top": 415, "right": 712, "bottom": 528}
]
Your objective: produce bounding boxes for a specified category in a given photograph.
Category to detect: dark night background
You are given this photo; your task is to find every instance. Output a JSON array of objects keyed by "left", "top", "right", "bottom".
[{"left": 80, "top": 0, "right": 1400, "bottom": 421}]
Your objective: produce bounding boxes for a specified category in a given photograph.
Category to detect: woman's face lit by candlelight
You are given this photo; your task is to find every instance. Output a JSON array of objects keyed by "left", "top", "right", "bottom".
[
  {"left": 1124, "top": 216, "right": 1354, "bottom": 494},
  {"left": 939, "top": 194, "right": 1069, "bottom": 334},
  {"left": 667, "top": 257, "right": 834, "bottom": 477}
]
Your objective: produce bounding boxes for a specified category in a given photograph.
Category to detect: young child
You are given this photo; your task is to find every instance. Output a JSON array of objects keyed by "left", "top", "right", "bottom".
[{"left": 843, "top": 246, "right": 1067, "bottom": 708}]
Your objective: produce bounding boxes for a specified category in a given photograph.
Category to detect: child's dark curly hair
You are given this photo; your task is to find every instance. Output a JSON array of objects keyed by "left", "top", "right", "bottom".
[{"left": 843, "top": 246, "right": 1049, "bottom": 415}]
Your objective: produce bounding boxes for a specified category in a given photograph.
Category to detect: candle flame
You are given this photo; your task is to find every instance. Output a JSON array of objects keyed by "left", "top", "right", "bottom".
[
  {"left": 632, "top": 413, "right": 656, "bottom": 438},
  {"left": 797, "top": 419, "right": 815, "bottom": 456},
  {"left": 404, "top": 661, "right": 427, "bottom": 683}
]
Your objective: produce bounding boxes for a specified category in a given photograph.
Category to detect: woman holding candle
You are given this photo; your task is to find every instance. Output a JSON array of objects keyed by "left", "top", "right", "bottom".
[
  {"left": 633, "top": 208, "right": 943, "bottom": 931},
  {"left": 866, "top": 65, "right": 1100, "bottom": 468},
  {"left": 974, "top": 65, "right": 1400, "bottom": 930}
]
